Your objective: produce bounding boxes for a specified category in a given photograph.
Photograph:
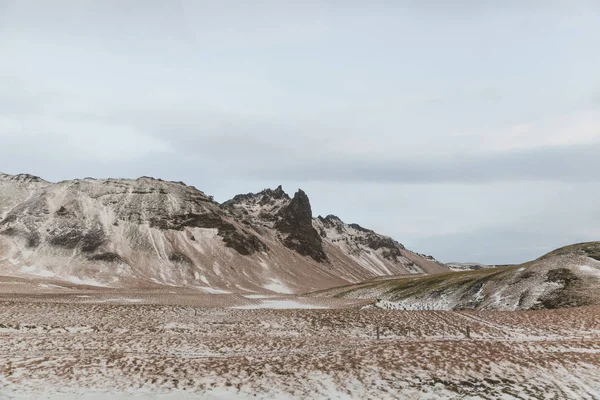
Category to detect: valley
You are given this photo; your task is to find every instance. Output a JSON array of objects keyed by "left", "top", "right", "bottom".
[{"left": 1, "top": 174, "right": 600, "bottom": 399}]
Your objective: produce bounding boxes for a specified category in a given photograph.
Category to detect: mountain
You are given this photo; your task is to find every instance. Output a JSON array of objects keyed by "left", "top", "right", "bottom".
[
  {"left": 0, "top": 173, "right": 447, "bottom": 293},
  {"left": 311, "top": 242, "right": 600, "bottom": 310},
  {"left": 445, "top": 262, "right": 498, "bottom": 271},
  {"left": 224, "top": 188, "right": 446, "bottom": 276},
  {"left": 0, "top": 173, "right": 48, "bottom": 217}
]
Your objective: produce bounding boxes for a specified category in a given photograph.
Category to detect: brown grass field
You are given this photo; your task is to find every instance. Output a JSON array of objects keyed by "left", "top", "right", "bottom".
[{"left": 0, "top": 291, "right": 599, "bottom": 399}]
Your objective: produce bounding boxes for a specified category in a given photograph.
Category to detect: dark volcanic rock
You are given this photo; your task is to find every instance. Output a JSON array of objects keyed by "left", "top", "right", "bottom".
[
  {"left": 318, "top": 215, "right": 345, "bottom": 234},
  {"left": 89, "top": 253, "right": 124, "bottom": 263},
  {"left": 223, "top": 185, "right": 290, "bottom": 208},
  {"left": 533, "top": 268, "right": 591, "bottom": 309},
  {"left": 366, "top": 235, "right": 404, "bottom": 250},
  {"left": 221, "top": 228, "right": 268, "bottom": 256},
  {"left": 365, "top": 235, "right": 405, "bottom": 261},
  {"left": 348, "top": 223, "right": 373, "bottom": 233},
  {"left": 149, "top": 212, "right": 223, "bottom": 231},
  {"left": 81, "top": 224, "right": 106, "bottom": 253},
  {"left": 48, "top": 228, "right": 85, "bottom": 249},
  {"left": 48, "top": 223, "right": 106, "bottom": 253},
  {"left": 169, "top": 253, "right": 194, "bottom": 265},
  {"left": 276, "top": 190, "right": 327, "bottom": 263},
  {"left": 55, "top": 206, "right": 70, "bottom": 216},
  {"left": 149, "top": 212, "right": 268, "bottom": 256},
  {"left": 26, "top": 232, "right": 41, "bottom": 248}
]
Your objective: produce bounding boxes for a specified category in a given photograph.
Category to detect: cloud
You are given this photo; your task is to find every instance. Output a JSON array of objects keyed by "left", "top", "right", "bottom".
[
  {"left": 479, "top": 108, "right": 600, "bottom": 151},
  {"left": 239, "top": 142, "right": 600, "bottom": 184},
  {"left": 0, "top": 114, "right": 172, "bottom": 163},
  {"left": 411, "top": 226, "right": 589, "bottom": 265},
  {"left": 1, "top": 0, "right": 599, "bottom": 265}
]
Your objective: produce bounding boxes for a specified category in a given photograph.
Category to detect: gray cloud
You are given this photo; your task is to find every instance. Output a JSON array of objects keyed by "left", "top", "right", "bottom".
[
  {"left": 242, "top": 143, "right": 600, "bottom": 184},
  {"left": 411, "top": 226, "right": 590, "bottom": 265},
  {"left": 1, "top": 1, "right": 600, "bottom": 264}
]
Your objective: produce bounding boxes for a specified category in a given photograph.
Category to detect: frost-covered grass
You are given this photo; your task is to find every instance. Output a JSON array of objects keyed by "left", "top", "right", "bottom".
[
  {"left": 233, "top": 300, "right": 328, "bottom": 309},
  {"left": 540, "top": 241, "right": 600, "bottom": 261},
  {"left": 313, "top": 251, "right": 600, "bottom": 311},
  {"left": 0, "top": 297, "right": 599, "bottom": 399}
]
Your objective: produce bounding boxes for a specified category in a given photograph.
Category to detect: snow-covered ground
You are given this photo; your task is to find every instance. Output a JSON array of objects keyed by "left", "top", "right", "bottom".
[
  {"left": 233, "top": 299, "right": 328, "bottom": 309},
  {"left": 316, "top": 253, "right": 600, "bottom": 311},
  {"left": 0, "top": 294, "right": 599, "bottom": 399}
]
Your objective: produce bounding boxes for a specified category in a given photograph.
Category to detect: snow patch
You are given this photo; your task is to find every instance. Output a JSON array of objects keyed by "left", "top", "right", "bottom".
[
  {"left": 233, "top": 300, "right": 328, "bottom": 309},
  {"left": 196, "top": 286, "right": 230, "bottom": 294},
  {"left": 38, "top": 284, "right": 67, "bottom": 289},
  {"left": 263, "top": 278, "right": 294, "bottom": 294},
  {"left": 20, "top": 265, "right": 55, "bottom": 278},
  {"left": 243, "top": 294, "right": 278, "bottom": 299},
  {"left": 64, "top": 277, "right": 110, "bottom": 287},
  {"left": 579, "top": 265, "right": 600, "bottom": 276}
]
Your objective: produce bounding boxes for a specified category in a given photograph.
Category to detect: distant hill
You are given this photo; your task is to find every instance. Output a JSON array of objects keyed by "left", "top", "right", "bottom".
[
  {"left": 445, "top": 262, "right": 498, "bottom": 271},
  {"left": 311, "top": 242, "right": 600, "bottom": 310}
]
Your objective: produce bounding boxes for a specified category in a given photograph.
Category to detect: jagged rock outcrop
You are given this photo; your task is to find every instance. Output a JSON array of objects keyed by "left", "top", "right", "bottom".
[
  {"left": 225, "top": 187, "right": 447, "bottom": 275},
  {"left": 0, "top": 174, "right": 448, "bottom": 292},
  {"left": 314, "top": 214, "right": 446, "bottom": 275},
  {"left": 318, "top": 215, "right": 406, "bottom": 262},
  {"left": 223, "top": 185, "right": 290, "bottom": 228},
  {"left": 224, "top": 185, "right": 289, "bottom": 209},
  {"left": 275, "top": 190, "right": 327, "bottom": 263}
]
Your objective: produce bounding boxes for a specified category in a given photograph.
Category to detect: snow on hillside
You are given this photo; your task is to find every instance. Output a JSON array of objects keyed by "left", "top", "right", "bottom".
[
  {"left": 314, "top": 244, "right": 600, "bottom": 311},
  {"left": 0, "top": 174, "right": 48, "bottom": 218},
  {"left": 1, "top": 298, "right": 599, "bottom": 399},
  {"left": 0, "top": 174, "right": 448, "bottom": 293},
  {"left": 446, "top": 262, "right": 497, "bottom": 271},
  {"left": 314, "top": 215, "right": 447, "bottom": 276}
]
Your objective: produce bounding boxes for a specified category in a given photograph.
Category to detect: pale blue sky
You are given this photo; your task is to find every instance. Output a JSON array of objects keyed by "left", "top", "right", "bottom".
[{"left": 1, "top": 1, "right": 599, "bottom": 263}]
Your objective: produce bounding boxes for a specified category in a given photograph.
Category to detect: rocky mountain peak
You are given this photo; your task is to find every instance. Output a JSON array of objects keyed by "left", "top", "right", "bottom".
[
  {"left": 271, "top": 185, "right": 287, "bottom": 199},
  {"left": 280, "top": 189, "right": 312, "bottom": 226},
  {"left": 0, "top": 173, "right": 47, "bottom": 184},
  {"left": 0, "top": 174, "right": 447, "bottom": 291},
  {"left": 317, "top": 215, "right": 345, "bottom": 229},
  {"left": 347, "top": 223, "right": 373, "bottom": 233},
  {"left": 275, "top": 189, "right": 327, "bottom": 263},
  {"left": 223, "top": 186, "right": 291, "bottom": 209}
]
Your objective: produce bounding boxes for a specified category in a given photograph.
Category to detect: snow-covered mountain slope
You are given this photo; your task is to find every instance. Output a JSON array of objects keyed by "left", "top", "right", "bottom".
[
  {"left": 313, "top": 215, "right": 447, "bottom": 275},
  {"left": 0, "top": 173, "right": 49, "bottom": 218},
  {"left": 445, "top": 262, "right": 498, "bottom": 271},
  {"left": 224, "top": 188, "right": 447, "bottom": 276},
  {"left": 312, "top": 242, "right": 600, "bottom": 310},
  {"left": 0, "top": 174, "right": 448, "bottom": 293}
]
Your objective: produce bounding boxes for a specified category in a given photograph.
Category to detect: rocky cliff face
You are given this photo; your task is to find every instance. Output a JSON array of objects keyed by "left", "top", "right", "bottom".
[
  {"left": 313, "top": 215, "right": 447, "bottom": 276},
  {"left": 225, "top": 187, "right": 328, "bottom": 262},
  {"left": 275, "top": 190, "right": 327, "bottom": 263},
  {"left": 0, "top": 173, "right": 448, "bottom": 292}
]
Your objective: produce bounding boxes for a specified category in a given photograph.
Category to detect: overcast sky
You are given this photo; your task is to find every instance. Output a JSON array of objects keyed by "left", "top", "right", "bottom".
[{"left": 1, "top": 1, "right": 599, "bottom": 264}]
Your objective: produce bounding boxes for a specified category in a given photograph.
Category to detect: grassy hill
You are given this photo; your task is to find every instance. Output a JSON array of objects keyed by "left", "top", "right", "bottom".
[{"left": 311, "top": 242, "right": 600, "bottom": 310}]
